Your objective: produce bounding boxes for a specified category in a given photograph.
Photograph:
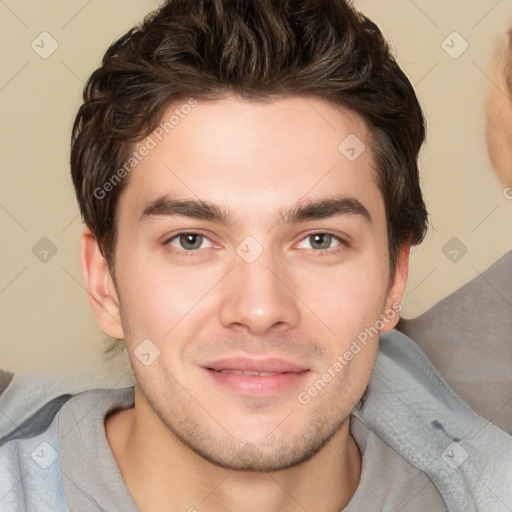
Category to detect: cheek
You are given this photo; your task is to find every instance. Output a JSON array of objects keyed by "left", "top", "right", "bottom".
[
  {"left": 296, "top": 255, "right": 389, "bottom": 342},
  {"left": 116, "top": 251, "right": 227, "bottom": 346},
  {"left": 118, "top": 275, "right": 185, "bottom": 336},
  {"left": 327, "top": 244, "right": 389, "bottom": 302},
  {"left": 314, "top": 267, "right": 385, "bottom": 402}
]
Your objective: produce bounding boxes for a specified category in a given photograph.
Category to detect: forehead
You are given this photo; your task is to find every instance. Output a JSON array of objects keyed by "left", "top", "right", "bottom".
[{"left": 119, "top": 95, "right": 384, "bottom": 226}]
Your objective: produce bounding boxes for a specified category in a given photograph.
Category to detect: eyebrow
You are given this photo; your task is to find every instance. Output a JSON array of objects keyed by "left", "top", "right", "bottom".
[{"left": 140, "top": 194, "right": 372, "bottom": 226}]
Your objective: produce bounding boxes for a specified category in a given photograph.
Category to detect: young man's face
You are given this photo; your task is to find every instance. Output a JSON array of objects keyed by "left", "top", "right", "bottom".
[{"left": 84, "top": 95, "right": 408, "bottom": 471}]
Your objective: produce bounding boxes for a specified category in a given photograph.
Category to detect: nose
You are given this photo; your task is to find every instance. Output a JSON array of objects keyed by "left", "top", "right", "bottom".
[{"left": 218, "top": 243, "right": 301, "bottom": 336}]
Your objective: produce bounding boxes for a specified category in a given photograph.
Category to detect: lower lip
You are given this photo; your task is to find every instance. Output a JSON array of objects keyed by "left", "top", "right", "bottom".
[{"left": 203, "top": 368, "right": 311, "bottom": 396}]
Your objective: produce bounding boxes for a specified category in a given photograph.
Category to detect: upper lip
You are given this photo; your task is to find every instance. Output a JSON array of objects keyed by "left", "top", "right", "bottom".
[{"left": 203, "top": 357, "right": 309, "bottom": 373}]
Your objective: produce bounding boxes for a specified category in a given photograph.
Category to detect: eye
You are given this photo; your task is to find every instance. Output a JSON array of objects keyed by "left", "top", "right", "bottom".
[
  {"left": 296, "top": 232, "right": 346, "bottom": 255},
  {"left": 162, "top": 231, "right": 347, "bottom": 258},
  {"left": 165, "top": 232, "right": 214, "bottom": 252}
]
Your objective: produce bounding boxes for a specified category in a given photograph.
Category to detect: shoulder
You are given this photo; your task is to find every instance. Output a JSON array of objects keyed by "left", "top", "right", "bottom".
[
  {"left": 356, "top": 330, "right": 512, "bottom": 510},
  {"left": 0, "top": 384, "right": 134, "bottom": 512},
  {"left": 0, "top": 407, "right": 69, "bottom": 512},
  {"left": 346, "top": 416, "right": 447, "bottom": 511}
]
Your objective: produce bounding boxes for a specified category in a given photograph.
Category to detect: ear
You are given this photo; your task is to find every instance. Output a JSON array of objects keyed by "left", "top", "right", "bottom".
[
  {"left": 80, "top": 227, "right": 125, "bottom": 339},
  {"left": 380, "top": 243, "right": 410, "bottom": 333}
]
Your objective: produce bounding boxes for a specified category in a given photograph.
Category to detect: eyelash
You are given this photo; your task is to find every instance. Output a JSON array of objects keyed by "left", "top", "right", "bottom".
[{"left": 162, "top": 231, "right": 348, "bottom": 258}]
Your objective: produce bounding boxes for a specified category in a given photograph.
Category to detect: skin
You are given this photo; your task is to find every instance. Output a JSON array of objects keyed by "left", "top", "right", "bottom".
[
  {"left": 81, "top": 95, "right": 410, "bottom": 512},
  {"left": 486, "top": 32, "right": 512, "bottom": 187}
]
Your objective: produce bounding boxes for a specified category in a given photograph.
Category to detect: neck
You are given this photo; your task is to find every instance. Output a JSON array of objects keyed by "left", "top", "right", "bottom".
[{"left": 106, "top": 387, "right": 361, "bottom": 512}]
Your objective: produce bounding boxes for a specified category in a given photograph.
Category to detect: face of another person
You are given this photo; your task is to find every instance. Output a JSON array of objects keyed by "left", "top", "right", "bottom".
[
  {"left": 486, "top": 32, "right": 512, "bottom": 188},
  {"left": 90, "top": 95, "right": 408, "bottom": 471}
]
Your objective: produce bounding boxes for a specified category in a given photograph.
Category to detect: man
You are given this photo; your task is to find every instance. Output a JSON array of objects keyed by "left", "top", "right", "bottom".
[{"left": 0, "top": 1, "right": 510, "bottom": 511}]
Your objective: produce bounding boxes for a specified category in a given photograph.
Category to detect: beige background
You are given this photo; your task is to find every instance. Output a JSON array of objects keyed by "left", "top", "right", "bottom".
[{"left": 1, "top": 0, "right": 511, "bottom": 379}]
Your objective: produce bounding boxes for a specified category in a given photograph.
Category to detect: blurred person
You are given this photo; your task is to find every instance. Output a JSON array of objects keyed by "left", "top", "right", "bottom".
[
  {"left": 399, "top": 26, "right": 512, "bottom": 435},
  {"left": 486, "top": 28, "right": 512, "bottom": 188}
]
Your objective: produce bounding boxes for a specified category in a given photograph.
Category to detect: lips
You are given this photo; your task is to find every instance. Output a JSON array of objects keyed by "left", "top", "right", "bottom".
[
  {"left": 202, "top": 356, "right": 310, "bottom": 396},
  {"left": 203, "top": 356, "right": 309, "bottom": 374},
  {"left": 214, "top": 370, "right": 280, "bottom": 376}
]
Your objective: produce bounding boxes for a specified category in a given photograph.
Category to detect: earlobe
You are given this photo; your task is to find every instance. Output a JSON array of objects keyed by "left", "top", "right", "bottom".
[
  {"left": 80, "top": 227, "right": 124, "bottom": 339},
  {"left": 380, "top": 243, "right": 410, "bottom": 333}
]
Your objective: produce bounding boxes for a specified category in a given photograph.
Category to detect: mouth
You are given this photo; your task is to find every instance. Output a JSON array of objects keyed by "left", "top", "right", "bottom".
[
  {"left": 202, "top": 357, "right": 311, "bottom": 396},
  {"left": 210, "top": 369, "right": 290, "bottom": 376}
]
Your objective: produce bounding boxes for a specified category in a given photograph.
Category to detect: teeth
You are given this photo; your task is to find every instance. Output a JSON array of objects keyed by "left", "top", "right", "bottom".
[{"left": 218, "top": 370, "right": 278, "bottom": 376}]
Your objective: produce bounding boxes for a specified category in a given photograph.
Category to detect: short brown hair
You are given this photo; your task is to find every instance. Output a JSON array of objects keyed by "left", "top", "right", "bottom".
[{"left": 71, "top": 0, "right": 429, "bottom": 276}]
